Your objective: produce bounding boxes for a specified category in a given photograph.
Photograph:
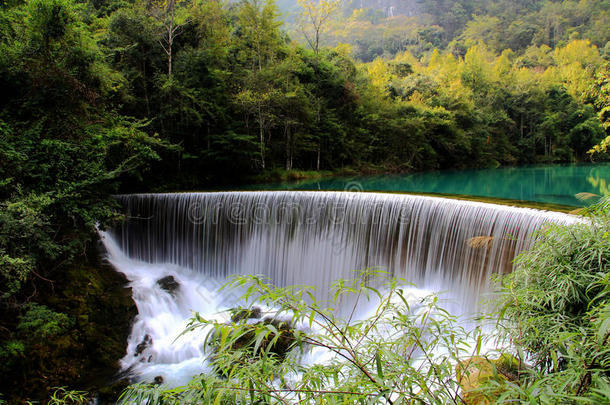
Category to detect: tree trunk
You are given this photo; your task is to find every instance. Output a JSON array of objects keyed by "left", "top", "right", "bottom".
[
  {"left": 168, "top": 39, "right": 172, "bottom": 77},
  {"left": 206, "top": 123, "right": 210, "bottom": 151},
  {"left": 285, "top": 125, "right": 291, "bottom": 171},
  {"left": 520, "top": 114, "right": 524, "bottom": 140},
  {"left": 544, "top": 136, "right": 547, "bottom": 157},
  {"left": 258, "top": 106, "right": 265, "bottom": 169},
  {"left": 316, "top": 106, "right": 321, "bottom": 171},
  {"left": 167, "top": 2, "right": 175, "bottom": 78},
  {"left": 142, "top": 62, "right": 151, "bottom": 117}
]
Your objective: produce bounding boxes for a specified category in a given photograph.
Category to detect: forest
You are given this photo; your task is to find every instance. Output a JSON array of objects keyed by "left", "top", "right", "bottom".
[{"left": 0, "top": 0, "right": 608, "bottom": 402}]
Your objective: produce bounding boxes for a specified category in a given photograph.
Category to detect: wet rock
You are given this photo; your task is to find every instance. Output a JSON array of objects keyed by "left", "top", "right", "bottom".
[
  {"left": 134, "top": 334, "right": 152, "bottom": 357},
  {"left": 210, "top": 315, "right": 302, "bottom": 378},
  {"left": 231, "top": 306, "right": 262, "bottom": 322},
  {"left": 157, "top": 275, "right": 180, "bottom": 296},
  {"left": 457, "top": 354, "right": 524, "bottom": 405},
  {"left": 6, "top": 261, "right": 138, "bottom": 404},
  {"left": 96, "top": 378, "right": 131, "bottom": 404},
  {"left": 153, "top": 376, "right": 164, "bottom": 385},
  {"left": 253, "top": 317, "right": 299, "bottom": 359},
  {"left": 226, "top": 317, "right": 297, "bottom": 358}
]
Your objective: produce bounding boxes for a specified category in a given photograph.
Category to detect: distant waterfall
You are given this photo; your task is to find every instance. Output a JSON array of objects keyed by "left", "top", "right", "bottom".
[{"left": 102, "top": 191, "right": 574, "bottom": 384}]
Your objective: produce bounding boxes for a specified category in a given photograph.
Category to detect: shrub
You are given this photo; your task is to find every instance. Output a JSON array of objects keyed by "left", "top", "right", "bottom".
[
  {"left": 494, "top": 199, "right": 610, "bottom": 403},
  {"left": 17, "top": 303, "right": 73, "bottom": 340},
  {"left": 48, "top": 387, "right": 89, "bottom": 405},
  {"left": 121, "top": 270, "right": 485, "bottom": 404}
]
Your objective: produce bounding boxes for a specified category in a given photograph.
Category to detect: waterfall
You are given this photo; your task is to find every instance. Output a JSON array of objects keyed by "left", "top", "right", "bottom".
[{"left": 101, "top": 191, "right": 575, "bottom": 384}]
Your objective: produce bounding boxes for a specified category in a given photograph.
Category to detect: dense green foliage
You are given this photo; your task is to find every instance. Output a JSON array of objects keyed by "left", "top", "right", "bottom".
[
  {"left": 494, "top": 201, "right": 610, "bottom": 402},
  {"left": 0, "top": 0, "right": 607, "bottom": 402},
  {"left": 364, "top": 40, "right": 607, "bottom": 165},
  {"left": 0, "top": 0, "right": 166, "bottom": 400},
  {"left": 94, "top": 0, "right": 608, "bottom": 180},
  {"left": 289, "top": 0, "right": 610, "bottom": 62}
]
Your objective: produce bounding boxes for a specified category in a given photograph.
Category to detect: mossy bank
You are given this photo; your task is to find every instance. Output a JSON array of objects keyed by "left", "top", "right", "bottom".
[{"left": 0, "top": 251, "right": 135, "bottom": 404}]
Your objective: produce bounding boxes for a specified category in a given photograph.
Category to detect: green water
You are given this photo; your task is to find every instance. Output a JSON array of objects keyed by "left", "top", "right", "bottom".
[{"left": 247, "top": 164, "right": 610, "bottom": 208}]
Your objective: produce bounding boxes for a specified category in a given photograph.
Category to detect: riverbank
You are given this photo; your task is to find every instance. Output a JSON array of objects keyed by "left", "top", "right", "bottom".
[{"left": 0, "top": 254, "right": 136, "bottom": 403}]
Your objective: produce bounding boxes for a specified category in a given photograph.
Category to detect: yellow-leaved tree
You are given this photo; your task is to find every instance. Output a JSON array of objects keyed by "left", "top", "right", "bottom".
[{"left": 297, "top": 0, "right": 343, "bottom": 54}]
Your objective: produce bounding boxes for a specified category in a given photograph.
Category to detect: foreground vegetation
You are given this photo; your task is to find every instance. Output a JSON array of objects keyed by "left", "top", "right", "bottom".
[
  {"left": 119, "top": 201, "right": 609, "bottom": 404},
  {"left": 0, "top": 0, "right": 608, "bottom": 402}
]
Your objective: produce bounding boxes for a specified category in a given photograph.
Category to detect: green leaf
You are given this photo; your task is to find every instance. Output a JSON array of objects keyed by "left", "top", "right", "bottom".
[
  {"left": 597, "top": 310, "right": 610, "bottom": 345},
  {"left": 475, "top": 335, "right": 482, "bottom": 355},
  {"left": 376, "top": 351, "right": 384, "bottom": 380},
  {"left": 253, "top": 329, "right": 267, "bottom": 355}
]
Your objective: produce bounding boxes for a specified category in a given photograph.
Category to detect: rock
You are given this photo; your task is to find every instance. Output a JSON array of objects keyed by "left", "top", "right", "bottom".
[
  {"left": 210, "top": 315, "right": 302, "bottom": 376},
  {"left": 231, "top": 306, "right": 262, "bottom": 322},
  {"left": 254, "top": 317, "right": 298, "bottom": 359},
  {"left": 223, "top": 317, "right": 298, "bottom": 359},
  {"left": 493, "top": 353, "right": 523, "bottom": 381},
  {"left": 456, "top": 354, "right": 523, "bottom": 405},
  {"left": 96, "top": 378, "right": 131, "bottom": 405},
  {"left": 153, "top": 376, "right": 164, "bottom": 385},
  {"left": 134, "top": 334, "right": 152, "bottom": 357},
  {"left": 3, "top": 261, "right": 138, "bottom": 404},
  {"left": 157, "top": 276, "right": 180, "bottom": 296}
]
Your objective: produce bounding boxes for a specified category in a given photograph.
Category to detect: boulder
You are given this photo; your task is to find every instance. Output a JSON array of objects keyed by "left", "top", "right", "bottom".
[
  {"left": 231, "top": 306, "right": 262, "bottom": 322},
  {"left": 134, "top": 334, "right": 152, "bottom": 357},
  {"left": 220, "top": 317, "right": 297, "bottom": 359},
  {"left": 456, "top": 354, "right": 523, "bottom": 405},
  {"left": 157, "top": 276, "right": 180, "bottom": 296},
  {"left": 210, "top": 311, "right": 302, "bottom": 376},
  {"left": 96, "top": 378, "right": 130, "bottom": 404}
]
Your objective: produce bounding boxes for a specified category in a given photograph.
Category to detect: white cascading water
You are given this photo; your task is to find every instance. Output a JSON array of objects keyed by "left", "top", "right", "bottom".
[{"left": 100, "top": 191, "right": 575, "bottom": 385}]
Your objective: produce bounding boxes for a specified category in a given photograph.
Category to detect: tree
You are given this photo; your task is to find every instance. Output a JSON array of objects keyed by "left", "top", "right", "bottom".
[
  {"left": 232, "top": 0, "right": 285, "bottom": 169},
  {"left": 236, "top": 0, "right": 283, "bottom": 71},
  {"left": 296, "top": 0, "right": 342, "bottom": 54},
  {"left": 586, "top": 62, "right": 610, "bottom": 160},
  {"left": 235, "top": 83, "right": 280, "bottom": 170},
  {"left": 497, "top": 202, "right": 610, "bottom": 401},
  {"left": 451, "top": 15, "right": 502, "bottom": 53},
  {"left": 149, "top": 0, "right": 192, "bottom": 78}
]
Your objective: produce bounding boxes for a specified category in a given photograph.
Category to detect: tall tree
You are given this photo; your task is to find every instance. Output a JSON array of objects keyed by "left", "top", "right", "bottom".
[
  {"left": 297, "top": 0, "right": 342, "bottom": 54},
  {"left": 236, "top": 0, "right": 283, "bottom": 71},
  {"left": 234, "top": 0, "right": 284, "bottom": 169},
  {"left": 149, "top": 0, "right": 192, "bottom": 78}
]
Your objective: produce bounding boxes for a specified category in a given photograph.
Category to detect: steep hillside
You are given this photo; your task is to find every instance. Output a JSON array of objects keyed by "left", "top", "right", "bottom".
[{"left": 283, "top": 0, "right": 609, "bottom": 61}]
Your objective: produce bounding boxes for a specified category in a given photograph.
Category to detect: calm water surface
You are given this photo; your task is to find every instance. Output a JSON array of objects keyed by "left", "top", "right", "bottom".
[{"left": 247, "top": 164, "right": 610, "bottom": 207}]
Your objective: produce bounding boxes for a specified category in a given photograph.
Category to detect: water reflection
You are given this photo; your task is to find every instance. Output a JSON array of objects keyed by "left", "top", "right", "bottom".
[
  {"left": 246, "top": 163, "right": 610, "bottom": 207},
  {"left": 587, "top": 168, "right": 610, "bottom": 197}
]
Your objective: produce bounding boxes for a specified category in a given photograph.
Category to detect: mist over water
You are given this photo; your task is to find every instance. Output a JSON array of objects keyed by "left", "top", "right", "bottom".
[{"left": 101, "top": 191, "right": 575, "bottom": 385}]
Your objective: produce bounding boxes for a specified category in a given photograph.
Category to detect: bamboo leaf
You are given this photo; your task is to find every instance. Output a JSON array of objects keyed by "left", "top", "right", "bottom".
[{"left": 376, "top": 351, "right": 384, "bottom": 380}]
